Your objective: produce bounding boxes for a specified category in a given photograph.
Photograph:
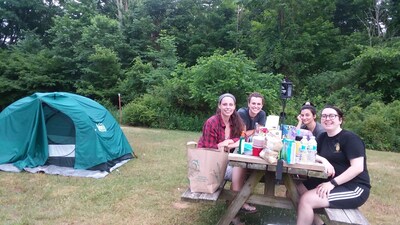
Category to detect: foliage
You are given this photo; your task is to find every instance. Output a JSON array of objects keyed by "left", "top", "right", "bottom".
[
  {"left": 75, "top": 45, "right": 122, "bottom": 101},
  {"left": 123, "top": 93, "right": 159, "bottom": 127},
  {"left": 146, "top": 31, "right": 178, "bottom": 71},
  {"left": 0, "top": 35, "right": 69, "bottom": 108},
  {"left": 118, "top": 32, "right": 178, "bottom": 104},
  {"left": 386, "top": 0, "right": 400, "bottom": 37},
  {"left": 188, "top": 50, "right": 283, "bottom": 112},
  {"left": 245, "top": 0, "right": 340, "bottom": 81},
  {"left": 122, "top": 12, "right": 155, "bottom": 61},
  {"left": 118, "top": 57, "right": 154, "bottom": 103},
  {"left": 122, "top": 73, "right": 208, "bottom": 131},
  {"left": 332, "top": 0, "right": 371, "bottom": 35},
  {"left": 167, "top": 0, "right": 238, "bottom": 66},
  {"left": 345, "top": 101, "right": 400, "bottom": 152},
  {"left": 346, "top": 44, "right": 400, "bottom": 103},
  {"left": 123, "top": 50, "right": 283, "bottom": 131},
  {"left": 0, "top": 0, "right": 61, "bottom": 47}
]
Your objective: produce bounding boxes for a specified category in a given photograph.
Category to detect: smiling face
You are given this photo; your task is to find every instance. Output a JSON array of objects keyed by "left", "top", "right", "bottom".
[
  {"left": 248, "top": 97, "right": 263, "bottom": 117},
  {"left": 300, "top": 108, "right": 316, "bottom": 126},
  {"left": 321, "top": 107, "right": 342, "bottom": 134},
  {"left": 218, "top": 96, "right": 236, "bottom": 118}
]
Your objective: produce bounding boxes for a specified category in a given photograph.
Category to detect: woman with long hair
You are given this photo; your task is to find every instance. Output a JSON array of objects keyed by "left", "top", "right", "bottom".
[{"left": 198, "top": 93, "right": 256, "bottom": 225}]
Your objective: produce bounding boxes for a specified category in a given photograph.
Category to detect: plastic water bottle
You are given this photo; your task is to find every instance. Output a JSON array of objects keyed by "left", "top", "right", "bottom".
[
  {"left": 238, "top": 131, "right": 245, "bottom": 154},
  {"left": 254, "top": 122, "right": 260, "bottom": 136},
  {"left": 295, "top": 129, "right": 302, "bottom": 162},
  {"left": 307, "top": 136, "right": 317, "bottom": 163},
  {"left": 300, "top": 136, "right": 308, "bottom": 163},
  {"left": 295, "top": 140, "right": 301, "bottom": 163}
]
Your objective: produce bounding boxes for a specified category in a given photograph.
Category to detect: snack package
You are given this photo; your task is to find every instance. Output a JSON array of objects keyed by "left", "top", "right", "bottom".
[
  {"left": 265, "top": 131, "right": 283, "bottom": 152},
  {"left": 286, "top": 127, "right": 313, "bottom": 140},
  {"left": 281, "top": 124, "right": 294, "bottom": 138},
  {"left": 259, "top": 131, "right": 283, "bottom": 164},
  {"left": 293, "top": 129, "right": 313, "bottom": 140},
  {"left": 259, "top": 148, "right": 279, "bottom": 164}
]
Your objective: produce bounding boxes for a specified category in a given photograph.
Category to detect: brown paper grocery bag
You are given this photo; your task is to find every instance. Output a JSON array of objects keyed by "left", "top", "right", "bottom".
[{"left": 186, "top": 142, "right": 228, "bottom": 193}]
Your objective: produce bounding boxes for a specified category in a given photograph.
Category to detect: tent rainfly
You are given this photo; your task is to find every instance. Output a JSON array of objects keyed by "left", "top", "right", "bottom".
[{"left": 0, "top": 92, "right": 134, "bottom": 178}]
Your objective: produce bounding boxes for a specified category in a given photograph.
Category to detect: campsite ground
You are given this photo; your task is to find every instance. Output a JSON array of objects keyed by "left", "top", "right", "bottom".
[{"left": 0, "top": 126, "right": 398, "bottom": 225}]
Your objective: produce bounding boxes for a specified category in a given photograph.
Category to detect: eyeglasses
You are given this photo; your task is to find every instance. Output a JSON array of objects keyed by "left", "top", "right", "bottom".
[{"left": 321, "top": 114, "right": 339, "bottom": 120}]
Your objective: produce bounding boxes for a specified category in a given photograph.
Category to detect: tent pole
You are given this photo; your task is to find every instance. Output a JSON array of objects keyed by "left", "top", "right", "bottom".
[{"left": 118, "top": 93, "right": 122, "bottom": 124}]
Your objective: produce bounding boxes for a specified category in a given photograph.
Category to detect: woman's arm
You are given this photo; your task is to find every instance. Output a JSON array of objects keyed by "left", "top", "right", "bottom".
[
  {"left": 217, "top": 139, "right": 239, "bottom": 148},
  {"left": 316, "top": 155, "right": 335, "bottom": 177},
  {"left": 227, "top": 139, "right": 239, "bottom": 149},
  {"left": 331, "top": 157, "right": 364, "bottom": 185},
  {"left": 315, "top": 156, "right": 364, "bottom": 198},
  {"left": 243, "top": 129, "right": 254, "bottom": 139},
  {"left": 296, "top": 114, "right": 302, "bottom": 130},
  {"left": 217, "top": 139, "right": 239, "bottom": 152}
]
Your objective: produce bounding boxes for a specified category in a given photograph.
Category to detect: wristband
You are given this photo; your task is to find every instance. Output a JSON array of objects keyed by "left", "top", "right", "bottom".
[{"left": 330, "top": 179, "right": 339, "bottom": 187}]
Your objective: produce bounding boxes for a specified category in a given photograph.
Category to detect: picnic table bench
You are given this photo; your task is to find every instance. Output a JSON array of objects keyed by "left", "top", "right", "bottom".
[
  {"left": 322, "top": 208, "right": 369, "bottom": 225},
  {"left": 181, "top": 180, "right": 227, "bottom": 203},
  {"left": 181, "top": 153, "right": 369, "bottom": 225}
]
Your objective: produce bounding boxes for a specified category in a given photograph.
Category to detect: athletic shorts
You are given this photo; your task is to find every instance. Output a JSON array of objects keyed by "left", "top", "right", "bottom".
[{"left": 303, "top": 178, "right": 370, "bottom": 208}]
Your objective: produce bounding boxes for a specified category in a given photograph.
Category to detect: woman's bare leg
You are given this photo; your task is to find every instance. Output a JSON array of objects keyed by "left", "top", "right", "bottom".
[{"left": 297, "top": 188, "right": 329, "bottom": 225}]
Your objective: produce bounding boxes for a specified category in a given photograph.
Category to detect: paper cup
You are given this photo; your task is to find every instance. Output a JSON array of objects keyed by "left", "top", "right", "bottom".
[{"left": 252, "top": 147, "right": 263, "bottom": 156}]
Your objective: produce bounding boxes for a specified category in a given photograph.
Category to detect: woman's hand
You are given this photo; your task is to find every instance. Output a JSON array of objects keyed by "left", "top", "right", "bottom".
[
  {"left": 297, "top": 114, "right": 302, "bottom": 123},
  {"left": 316, "top": 181, "right": 335, "bottom": 198},
  {"left": 318, "top": 156, "right": 335, "bottom": 177},
  {"left": 324, "top": 162, "right": 335, "bottom": 178},
  {"left": 296, "top": 114, "right": 302, "bottom": 129},
  {"left": 218, "top": 139, "right": 234, "bottom": 151}
]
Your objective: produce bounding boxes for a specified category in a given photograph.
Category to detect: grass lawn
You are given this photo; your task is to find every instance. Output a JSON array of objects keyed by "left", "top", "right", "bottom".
[{"left": 0, "top": 126, "right": 398, "bottom": 225}]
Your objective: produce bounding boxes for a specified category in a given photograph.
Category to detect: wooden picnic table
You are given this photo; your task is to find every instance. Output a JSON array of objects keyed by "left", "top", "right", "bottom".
[{"left": 217, "top": 153, "right": 328, "bottom": 225}]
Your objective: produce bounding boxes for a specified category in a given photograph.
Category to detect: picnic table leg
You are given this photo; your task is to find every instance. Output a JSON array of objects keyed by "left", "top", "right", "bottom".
[
  {"left": 283, "top": 173, "right": 300, "bottom": 210},
  {"left": 264, "top": 170, "right": 275, "bottom": 196},
  {"left": 217, "top": 170, "right": 264, "bottom": 225}
]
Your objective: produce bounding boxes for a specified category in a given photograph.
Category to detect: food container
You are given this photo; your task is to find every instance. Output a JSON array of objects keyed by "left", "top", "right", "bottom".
[{"left": 244, "top": 142, "right": 253, "bottom": 155}]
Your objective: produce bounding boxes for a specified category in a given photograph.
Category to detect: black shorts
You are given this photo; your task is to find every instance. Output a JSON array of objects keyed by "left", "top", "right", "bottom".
[{"left": 303, "top": 178, "right": 370, "bottom": 208}]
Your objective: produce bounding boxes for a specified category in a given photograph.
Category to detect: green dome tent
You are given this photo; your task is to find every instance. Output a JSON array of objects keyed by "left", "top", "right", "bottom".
[{"left": 0, "top": 92, "right": 133, "bottom": 178}]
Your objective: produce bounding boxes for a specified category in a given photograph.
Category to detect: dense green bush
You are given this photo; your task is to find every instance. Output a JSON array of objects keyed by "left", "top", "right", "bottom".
[
  {"left": 345, "top": 101, "right": 400, "bottom": 152},
  {"left": 122, "top": 50, "right": 283, "bottom": 131},
  {"left": 157, "top": 111, "right": 208, "bottom": 131},
  {"left": 188, "top": 50, "right": 283, "bottom": 111},
  {"left": 122, "top": 91, "right": 208, "bottom": 131},
  {"left": 123, "top": 94, "right": 159, "bottom": 127}
]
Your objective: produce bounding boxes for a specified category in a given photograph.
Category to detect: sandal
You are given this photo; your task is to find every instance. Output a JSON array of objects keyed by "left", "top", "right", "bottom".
[{"left": 239, "top": 203, "right": 257, "bottom": 214}]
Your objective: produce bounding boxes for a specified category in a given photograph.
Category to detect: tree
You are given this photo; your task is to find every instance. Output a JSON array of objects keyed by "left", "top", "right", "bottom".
[
  {"left": 347, "top": 44, "right": 400, "bottom": 103},
  {"left": 0, "top": 33, "right": 64, "bottom": 109},
  {"left": 121, "top": 1, "right": 156, "bottom": 62},
  {"left": 333, "top": 0, "right": 370, "bottom": 35},
  {"left": 246, "top": 0, "right": 340, "bottom": 83},
  {"left": 118, "top": 32, "right": 178, "bottom": 103},
  {"left": 0, "top": 0, "right": 62, "bottom": 48},
  {"left": 386, "top": 0, "right": 400, "bottom": 37},
  {"left": 76, "top": 45, "right": 122, "bottom": 101},
  {"left": 47, "top": 0, "right": 101, "bottom": 87},
  {"left": 165, "top": 0, "right": 238, "bottom": 66},
  {"left": 73, "top": 14, "right": 127, "bottom": 101},
  {"left": 118, "top": 57, "right": 154, "bottom": 103},
  {"left": 188, "top": 50, "right": 282, "bottom": 113}
]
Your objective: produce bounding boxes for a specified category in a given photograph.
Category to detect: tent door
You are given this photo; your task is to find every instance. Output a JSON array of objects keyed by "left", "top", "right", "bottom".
[{"left": 43, "top": 104, "right": 76, "bottom": 167}]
